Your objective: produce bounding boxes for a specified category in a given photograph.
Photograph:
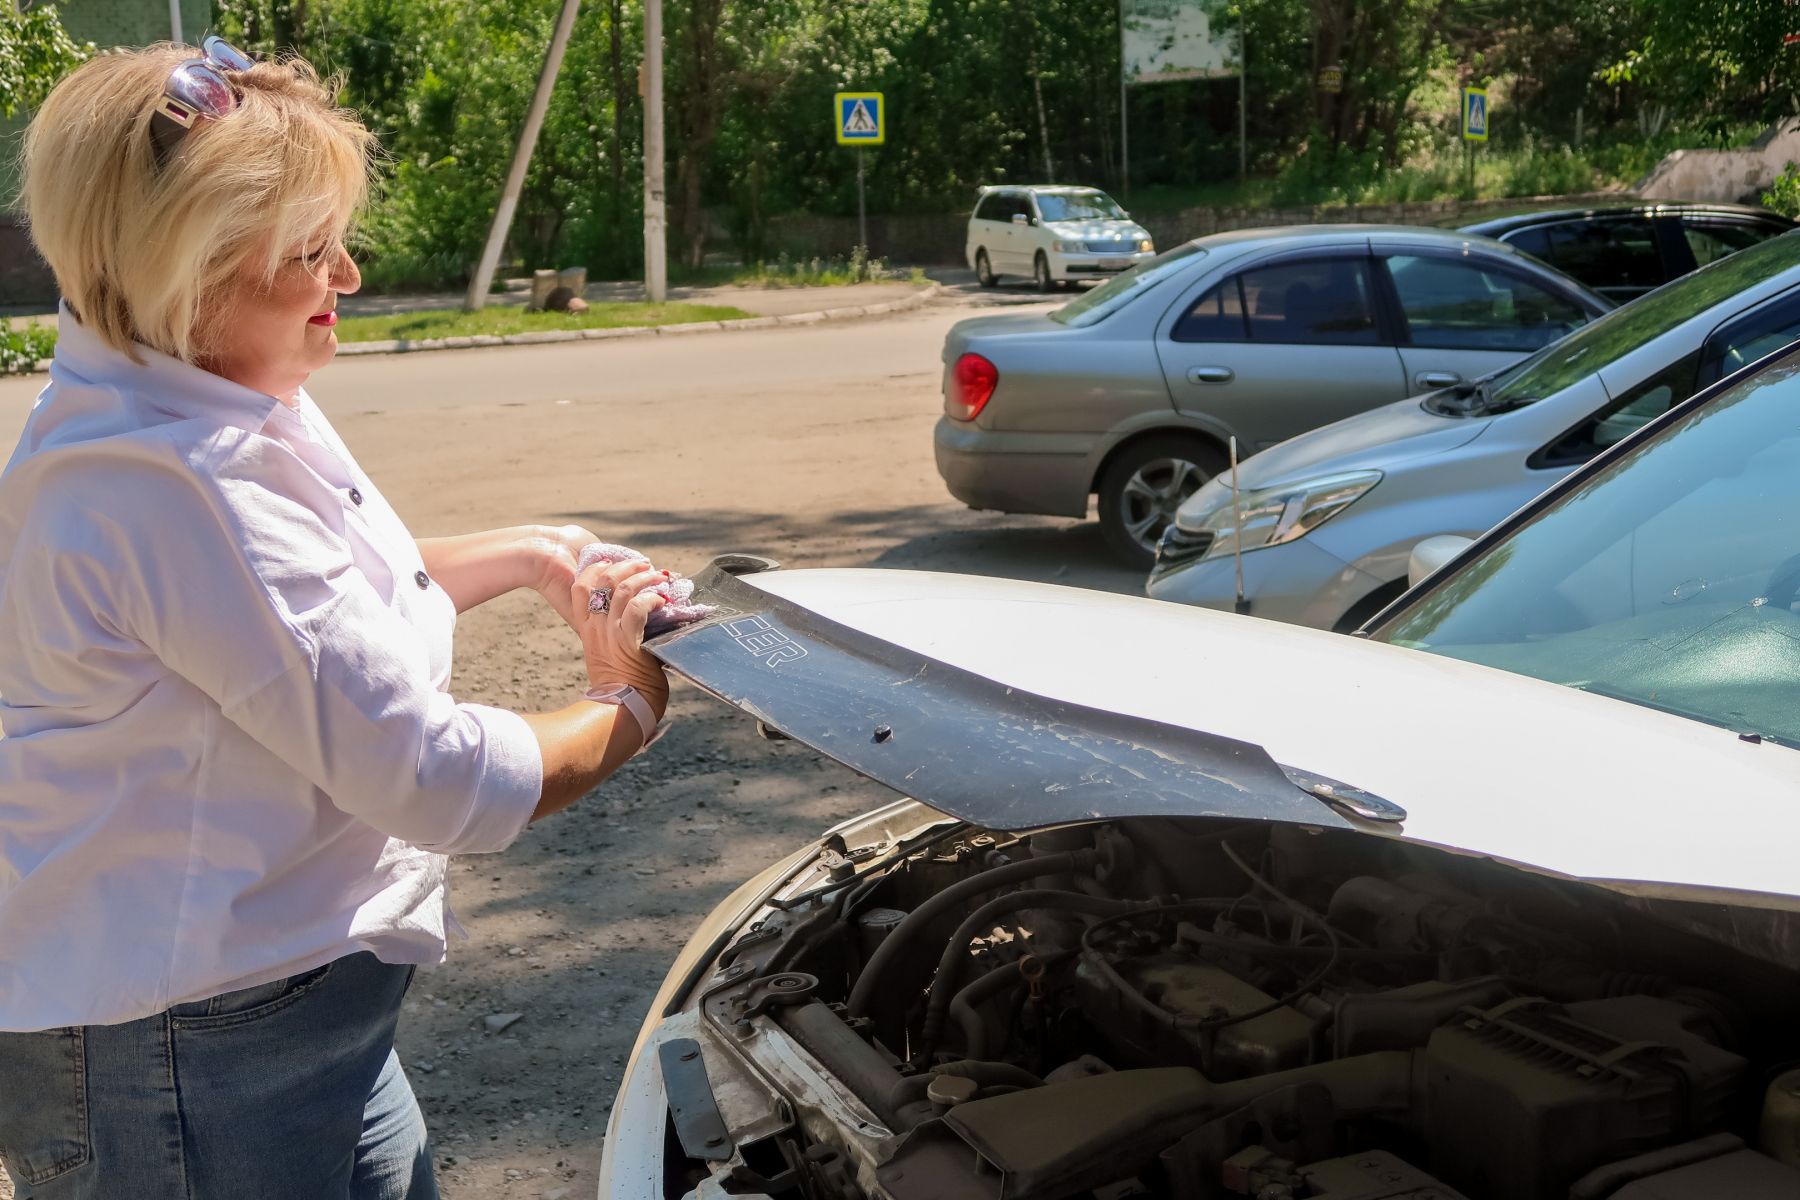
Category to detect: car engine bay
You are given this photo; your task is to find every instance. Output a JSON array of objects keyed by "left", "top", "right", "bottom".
[{"left": 669, "top": 816, "right": 1800, "bottom": 1200}]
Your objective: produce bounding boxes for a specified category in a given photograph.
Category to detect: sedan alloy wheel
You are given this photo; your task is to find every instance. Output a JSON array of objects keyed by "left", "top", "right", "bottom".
[{"left": 1098, "top": 437, "right": 1224, "bottom": 567}]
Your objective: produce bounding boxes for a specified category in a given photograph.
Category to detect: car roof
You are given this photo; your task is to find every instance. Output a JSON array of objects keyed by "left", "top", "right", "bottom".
[
  {"left": 978, "top": 184, "right": 1108, "bottom": 195},
  {"left": 1182, "top": 223, "right": 1524, "bottom": 257},
  {"left": 1457, "top": 201, "right": 1794, "bottom": 237}
]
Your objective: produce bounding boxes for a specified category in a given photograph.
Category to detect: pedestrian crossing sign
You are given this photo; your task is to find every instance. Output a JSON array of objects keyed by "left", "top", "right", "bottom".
[
  {"left": 1462, "top": 87, "right": 1489, "bottom": 142},
  {"left": 835, "top": 92, "right": 885, "bottom": 146}
]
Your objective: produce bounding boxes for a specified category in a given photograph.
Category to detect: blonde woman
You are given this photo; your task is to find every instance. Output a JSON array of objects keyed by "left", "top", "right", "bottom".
[{"left": 0, "top": 42, "right": 669, "bottom": 1198}]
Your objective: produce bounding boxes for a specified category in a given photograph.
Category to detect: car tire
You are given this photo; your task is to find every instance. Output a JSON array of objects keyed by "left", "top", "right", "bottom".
[
  {"left": 976, "top": 250, "right": 998, "bottom": 288},
  {"left": 1097, "top": 436, "right": 1225, "bottom": 570},
  {"left": 1034, "top": 252, "right": 1055, "bottom": 292}
]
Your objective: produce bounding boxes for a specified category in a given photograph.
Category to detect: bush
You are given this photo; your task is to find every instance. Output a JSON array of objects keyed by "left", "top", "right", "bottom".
[
  {"left": 1763, "top": 163, "right": 1800, "bottom": 219},
  {"left": 0, "top": 319, "right": 55, "bottom": 375}
]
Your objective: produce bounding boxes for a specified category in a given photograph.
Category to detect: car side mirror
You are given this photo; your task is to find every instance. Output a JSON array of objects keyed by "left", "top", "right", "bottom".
[
  {"left": 1408, "top": 535, "right": 1477, "bottom": 589},
  {"left": 1012, "top": 213, "right": 1028, "bottom": 225}
]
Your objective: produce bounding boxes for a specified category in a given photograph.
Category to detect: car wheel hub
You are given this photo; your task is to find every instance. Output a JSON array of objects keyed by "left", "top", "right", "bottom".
[{"left": 1120, "top": 457, "right": 1206, "bottom": 548}]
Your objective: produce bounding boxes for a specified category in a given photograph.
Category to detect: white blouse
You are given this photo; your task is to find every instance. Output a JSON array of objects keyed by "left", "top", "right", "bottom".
[{"left": 0, "top": 311, "right": 544, "bottom": 1031}]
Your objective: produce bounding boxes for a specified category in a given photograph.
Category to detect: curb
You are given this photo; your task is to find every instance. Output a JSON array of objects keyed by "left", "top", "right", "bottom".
[
  {"left": 332, "top": 282, "right": 943, "bottom": 360},
  {"left": 0, "top": 284, "right": 945, "bottom": 377}
]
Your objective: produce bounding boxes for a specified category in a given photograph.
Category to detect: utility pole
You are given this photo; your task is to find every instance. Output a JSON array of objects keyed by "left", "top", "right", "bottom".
[
  {"left": 464, "top": 0, "right": 583, "bottom": 311},
  {"left": 169, "top": 0, "right": 183, "bottom": 41},
  {"left": 643, "top": 0, "right": 668, "bottom": 302}
]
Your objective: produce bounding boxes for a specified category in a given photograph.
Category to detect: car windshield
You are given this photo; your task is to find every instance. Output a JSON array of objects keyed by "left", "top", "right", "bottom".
[
  {"left": 1436, "top": 230, "right": 1800, "bottom": 416},
  {"left": 1050, "top": 243, "right": 1206, "bottom": 328},
  {"left": 1373, "top": 350, "right": 1800, "bottom": 746},
  {"left": 1036, "top": 191, "right": 1126, "bottom": 222}
]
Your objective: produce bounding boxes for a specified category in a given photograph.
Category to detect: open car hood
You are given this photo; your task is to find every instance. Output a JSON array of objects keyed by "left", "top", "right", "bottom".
[{"left": 650, "top": 561, "right": 1800, "bottom": 913}]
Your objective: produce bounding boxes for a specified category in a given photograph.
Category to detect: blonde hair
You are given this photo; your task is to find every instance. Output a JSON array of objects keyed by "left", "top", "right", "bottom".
[{"left": 20, "top": 44, "right": 374, "bottom": 364}]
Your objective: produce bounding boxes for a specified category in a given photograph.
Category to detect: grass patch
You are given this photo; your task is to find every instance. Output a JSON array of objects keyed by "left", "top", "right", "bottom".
[{"left": 334, "top": 301, "right": 754, "bottom": 344}]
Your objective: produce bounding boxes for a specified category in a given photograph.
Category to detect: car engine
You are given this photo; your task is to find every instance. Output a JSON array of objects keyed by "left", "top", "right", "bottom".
[{"left": 669, "top": 817, "right": 1800, "bottom": 1200}]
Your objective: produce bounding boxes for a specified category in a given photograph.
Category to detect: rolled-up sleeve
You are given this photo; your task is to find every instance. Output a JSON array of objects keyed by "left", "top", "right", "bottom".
[{"left": 106, "top": 442, "right": 544, "bottom": 855}]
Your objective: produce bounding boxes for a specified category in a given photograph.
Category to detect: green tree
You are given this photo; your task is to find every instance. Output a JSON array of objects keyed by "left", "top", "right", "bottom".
[{"left": 1, "top": 1, "right": 92, "bottom": 118}]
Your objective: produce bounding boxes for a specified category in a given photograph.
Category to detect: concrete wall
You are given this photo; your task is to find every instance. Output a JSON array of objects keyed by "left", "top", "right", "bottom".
[
  {"left": 1636, "top": 121, "right": 1800, "bottom": 205},
  {"left": 764, "top": 191, "right": 1638, "bottom": 267}
]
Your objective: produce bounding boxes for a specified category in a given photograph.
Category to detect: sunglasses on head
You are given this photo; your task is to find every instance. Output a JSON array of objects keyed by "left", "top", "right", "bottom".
[{"left": 149, "top": 36, "right": 257, "bottom": 167}]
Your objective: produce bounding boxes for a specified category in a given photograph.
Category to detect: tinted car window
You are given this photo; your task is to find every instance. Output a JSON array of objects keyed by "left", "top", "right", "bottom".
[
  {"left": 1037, "top": 192, "right": 1126, "bottom": 222},
  {"left": 1700, "top": 291, "right": 1800, "bottom": 384},
  {"left": 1171, "top": 279, "right": 1249, "bottom": 342},
  {"left": 974, "top": 193, "right": 1004, "bottom": 221},
  {"left": 1237, "top": 258, "right": 1379, "bottom": 345},
  {"left": 1532, "top": 353, "right": 1699, "bottom": 468},
  {"left": 1052, "top": 243, "right": 1208, "bottom": 328},
  {"left": 1384, "top": 254, "right": 1588, "bottom": 351},
  {"left": 1502, "top": 227, "right": 1552, "bottom": 263},
  {"left": 1683, "top": 218, "right": 1785, "bottom": 268},
  {"left": 1478, "top": 232, "right": 1800, "bottom": 412},
  {"left": 1375, "top": 353, "right": 1800, "bottom": 746},
  {"left": 1538, "top": 218, "right": 1665, "bottom": 293}
]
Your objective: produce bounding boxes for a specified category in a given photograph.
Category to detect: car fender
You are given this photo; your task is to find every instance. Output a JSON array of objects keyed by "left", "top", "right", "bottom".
[{"left": 1083, "top": 411, "right": 1238, "bottom": 492}]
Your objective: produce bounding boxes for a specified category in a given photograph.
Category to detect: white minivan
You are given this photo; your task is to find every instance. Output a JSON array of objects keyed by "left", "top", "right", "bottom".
[{"left": 965, "top": 185, "right": 1155, "bottom": 290}]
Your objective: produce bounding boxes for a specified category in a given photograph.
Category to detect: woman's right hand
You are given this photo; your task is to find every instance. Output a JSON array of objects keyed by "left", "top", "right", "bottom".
[{"left": 570, "top": 557, "right": 670, "bottom": 713}]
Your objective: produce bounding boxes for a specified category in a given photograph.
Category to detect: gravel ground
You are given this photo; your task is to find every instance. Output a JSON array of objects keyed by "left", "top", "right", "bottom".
[{"left": 0, "top": 285, "right": 1133, "bottom": 1199}]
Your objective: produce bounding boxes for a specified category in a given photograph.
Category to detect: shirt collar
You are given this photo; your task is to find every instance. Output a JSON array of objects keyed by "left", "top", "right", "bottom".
[{"left": 53, "top": 301, "right": 284, "bottom": 434}]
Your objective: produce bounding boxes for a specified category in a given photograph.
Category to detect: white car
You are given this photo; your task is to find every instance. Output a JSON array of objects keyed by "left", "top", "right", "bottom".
[
  {"left": 965, "top": 185, "right": 1154, "bottom": 291},
  {"left": 598, "top": 344, "right": 1800, "bottom": 1199}
]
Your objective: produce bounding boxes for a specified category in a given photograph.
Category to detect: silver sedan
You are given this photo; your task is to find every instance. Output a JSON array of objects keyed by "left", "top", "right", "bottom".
[
  {"left": 934, "top": 225, "right": 1609, "bottom": 566},
  {"left": 1147, "top": 230, "right": 1800, "bottom": 629}
]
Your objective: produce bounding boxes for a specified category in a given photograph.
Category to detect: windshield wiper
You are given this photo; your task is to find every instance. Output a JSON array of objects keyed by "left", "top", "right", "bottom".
[{"left": 1430, "top": 377, "right": 1491, "bottom": 417}]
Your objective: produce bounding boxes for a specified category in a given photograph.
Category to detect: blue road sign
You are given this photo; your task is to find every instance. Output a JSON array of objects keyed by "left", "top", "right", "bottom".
[
  {"left": 1462, "top": 87, "right": 1489, "bottom": 142},
  {"left": 835, "top": 92, "right": 884, "bottom": 146}
]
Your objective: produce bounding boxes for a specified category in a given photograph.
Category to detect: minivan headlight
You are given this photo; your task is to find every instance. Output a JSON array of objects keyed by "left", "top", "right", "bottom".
[
  {"left": 1052, "top": 239, "right": 1085, "bottom": 253},
  {"left": 1193, "top": 470, "right": 1382, "bottom": 559},
  {"left": 1137, "top": 238, "right": 1154, "bottom": 252}
]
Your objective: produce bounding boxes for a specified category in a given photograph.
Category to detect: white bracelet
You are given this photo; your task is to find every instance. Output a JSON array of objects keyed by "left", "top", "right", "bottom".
[{"left": 583, "top": 684, "right": 666, "bottom": 755}]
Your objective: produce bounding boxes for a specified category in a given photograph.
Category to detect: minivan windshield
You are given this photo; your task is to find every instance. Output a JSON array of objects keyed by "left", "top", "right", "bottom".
[
  {"left": 1374, "top": 350, "right": 1800, "bottom": 746},
  {"left": 1051, "top": 243, "right": 1206, "bottom": 328},
  {"left": 1434, "top": 230, "right": 1800, "bottom": 416},
  {"left": 1037, "top": 191, "right": 1127, "bottom": 222}
]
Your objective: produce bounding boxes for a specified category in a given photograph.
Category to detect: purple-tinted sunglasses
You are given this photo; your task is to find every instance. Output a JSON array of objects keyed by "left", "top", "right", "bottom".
[{"left": 149, "top": 36, "right": 257, "bottom": 166}]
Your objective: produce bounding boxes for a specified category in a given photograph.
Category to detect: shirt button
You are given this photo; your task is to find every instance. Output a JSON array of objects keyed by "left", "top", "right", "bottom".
[
  {"left": 348, "top": 487, "right": 363, "bottom": 506},
  {"left": 415, "top": 570, "right": 430, "bottom": 590}
]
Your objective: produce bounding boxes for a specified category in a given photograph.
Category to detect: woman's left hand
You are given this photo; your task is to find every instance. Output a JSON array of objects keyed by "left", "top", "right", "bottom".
[{"left": 530, "top": 524, "right": 604, "bottom": 629}]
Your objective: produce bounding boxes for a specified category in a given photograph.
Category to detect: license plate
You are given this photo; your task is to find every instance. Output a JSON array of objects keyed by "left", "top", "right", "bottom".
[{"left": 1098, "top": 258, "right": 1131, "bottom": 270}]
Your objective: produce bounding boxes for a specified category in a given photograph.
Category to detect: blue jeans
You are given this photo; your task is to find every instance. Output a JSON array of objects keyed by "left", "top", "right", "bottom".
[{"left": 0, "top": 952, "right": 437, "bottom": 1199}]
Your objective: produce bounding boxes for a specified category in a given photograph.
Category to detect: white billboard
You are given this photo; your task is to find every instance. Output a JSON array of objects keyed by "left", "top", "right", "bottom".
[{"left": 1122, "top": 0, "right": 1239, "bottom": 85}]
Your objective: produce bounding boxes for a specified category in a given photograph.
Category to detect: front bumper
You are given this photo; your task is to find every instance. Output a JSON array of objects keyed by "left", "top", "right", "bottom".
[
  {"left": 1145, "top": 537, "right": 1389, "bottom": 631},
  {"left": 933, "top": 417, "right": 1092, "bottom": 518},
  {"left": 1045, "top": 248, "right": 1154, "bottom": 279}
]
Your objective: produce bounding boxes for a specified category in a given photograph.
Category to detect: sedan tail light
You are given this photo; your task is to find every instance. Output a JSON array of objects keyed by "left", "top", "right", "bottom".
[{"left": 947, "top": 353, "right": 999, "bottom": 421}]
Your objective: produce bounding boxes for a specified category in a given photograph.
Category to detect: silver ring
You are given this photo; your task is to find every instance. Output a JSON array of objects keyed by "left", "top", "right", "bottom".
[{"left": 589, "top": 587, "right": 612, "bottom": 615}]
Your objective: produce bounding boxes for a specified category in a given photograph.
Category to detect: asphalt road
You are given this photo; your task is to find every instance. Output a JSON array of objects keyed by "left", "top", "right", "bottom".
[{"left": 0, "top": 287, "right": 1144, "bottom": 1199}]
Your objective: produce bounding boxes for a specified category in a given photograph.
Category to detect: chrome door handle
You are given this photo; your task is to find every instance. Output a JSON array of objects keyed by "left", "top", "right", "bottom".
[
  {"left": 1187, "top": 366, "right": 1235, "bottom": 384},
  {"left": 1416, "top": 371, "right": 1462, "bottom": 389}
]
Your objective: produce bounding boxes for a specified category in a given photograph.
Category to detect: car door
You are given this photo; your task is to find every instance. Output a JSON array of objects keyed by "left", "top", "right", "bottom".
[
  {"left": 973, "top": 192, "right": 1016, "bottom": 273},
  {"left": 989, "top": 193, "right": 1027, "bottom": 273},
  {"left": 1156, "top": 249, "right": 1407, "bottom": 450},
  {"left": 1377, "top": 248, "right": 1598, "bottom": 393}
]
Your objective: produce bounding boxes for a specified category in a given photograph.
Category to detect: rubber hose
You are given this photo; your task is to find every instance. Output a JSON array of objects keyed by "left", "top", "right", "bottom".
[
  {"left": 918, "top": 890, "right": 1159, "bottom": 1059},
  {"left": 845, "top": 850, "right": 1097, "bottom": 1018},
  {"left": 950, "top": 960, "right": 1032, "bottom": 1062}
]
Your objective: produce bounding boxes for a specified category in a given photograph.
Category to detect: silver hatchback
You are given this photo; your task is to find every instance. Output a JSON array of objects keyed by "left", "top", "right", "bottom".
[{"left": 935, "top": 225, "right": 1609, "bottom": 565}]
